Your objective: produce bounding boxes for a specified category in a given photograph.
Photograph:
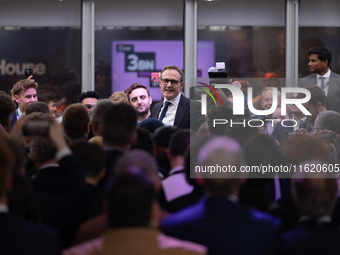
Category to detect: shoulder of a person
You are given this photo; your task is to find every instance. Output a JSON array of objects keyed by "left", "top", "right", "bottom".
[{"left": 158, "top": 232, "right": 207, "bottom": 254}]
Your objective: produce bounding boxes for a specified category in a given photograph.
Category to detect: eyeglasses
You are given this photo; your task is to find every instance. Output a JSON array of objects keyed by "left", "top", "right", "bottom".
[{"left": 161, "top": 79, "right": 180, "bottom": 85}]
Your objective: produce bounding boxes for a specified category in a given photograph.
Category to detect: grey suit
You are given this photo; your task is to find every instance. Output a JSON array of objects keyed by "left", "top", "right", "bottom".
[
  {"left": 150, "top": 94, "right": 205, "bottom": 132},
  {"left": 300, "top": 71, "right": 340, "bottom": 114}
]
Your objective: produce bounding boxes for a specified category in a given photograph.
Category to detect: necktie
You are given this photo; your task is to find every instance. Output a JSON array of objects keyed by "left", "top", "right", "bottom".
[
  {"left": 159, "top": 101, "right": 171, "bottom": 121},
  {"left": 320, "top": 77, "right": 326, "bottom": 90}
]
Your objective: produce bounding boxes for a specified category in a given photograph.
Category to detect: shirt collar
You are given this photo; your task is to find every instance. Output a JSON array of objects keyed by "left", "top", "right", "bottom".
[
  {"left": 316, "top": 68, "right": 331, "bottom": 79},
  {"left": 163, "top": 92, "right": 182, "bottom": 106}
]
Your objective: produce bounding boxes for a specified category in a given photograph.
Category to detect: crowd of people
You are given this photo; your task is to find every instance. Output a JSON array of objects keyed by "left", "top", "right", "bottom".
[{"left": 1, "top": 48, "right": 340, "bottom": 254}]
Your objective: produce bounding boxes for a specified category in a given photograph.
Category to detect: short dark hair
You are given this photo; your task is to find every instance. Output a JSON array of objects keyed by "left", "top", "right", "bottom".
[
  {"left": 25, "top": 102, "right": 50, "bottom": 115},
  {"left": 169, "top": 129, "right": 192, "bottom": 157},
  {"left": 0, "top": 91, "right": 16, "bottom": 127},
  {"left": 30, "top": 136, "right": 57, "bottom": 163},
  {"left": 305, "top": 85, "right": 326, "bottom": 107},
  {"left": 77, "top": 91, "right": 100, "bottom": 103},
  {"left": 62, "top": 103, "right": 90, "bottom": 140},
  {"left": 38, "top": 89, "right": 57, "bottom": 104},
  {"left": 308, "top": 47, "right": 332, "bottom": 66},
  {"left": 124, "top": 83, "right": 150, "bottom": 102},
  {"left": 102, "top": 104, "right": 137, "bottom": 147},
  {"left": 131, "top": 127, "right": 154, "bottom": 155},
  {"left": 108, "top": 167, "right": 154, "bottom": 228}
]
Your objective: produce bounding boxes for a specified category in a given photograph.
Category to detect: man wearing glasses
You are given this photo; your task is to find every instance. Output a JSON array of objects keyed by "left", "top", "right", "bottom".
[{"left": 150, "top": 65, "right": 205, "bottom": 131}]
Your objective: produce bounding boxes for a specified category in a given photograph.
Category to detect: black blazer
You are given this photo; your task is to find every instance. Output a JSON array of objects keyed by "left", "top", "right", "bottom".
[
  {"left": 150, "top": 94, "right": 205, "bottom": 131},
  {"left": 0, "top": 212, "right": 61, "bottom": 255},
  {"left": 161, "top": 197, "right": 283, "bottom": 255}
]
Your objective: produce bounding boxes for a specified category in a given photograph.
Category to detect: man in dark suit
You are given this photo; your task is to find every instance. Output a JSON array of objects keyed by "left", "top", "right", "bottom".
[
  {"left": 300, "top": 47, "right": 340, "bottom": 114},
  {"left": 150, "top": 65, "right": 205, "bottom": 131},
  {"left": 0, "top": 135, "right": 61, "bottom": 254},
  {"left": 161, "top": 136, "right": 282, "bottom": 255}
]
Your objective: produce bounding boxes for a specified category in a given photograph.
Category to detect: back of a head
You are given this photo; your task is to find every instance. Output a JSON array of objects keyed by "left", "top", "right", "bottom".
[
  {"left": 293, "top": 169, "right": 337, "bottom": 218},
  {"left": 197, "top": 136, "right": 245, "bottom": 196},
  {"left": 37, "top": 89, "right": 57, "bottom": 105},
  {"left": 137, "top": 118, "right": 164, "bottom": 134},
  {"left": 90, "top": 99, "right": 115, "bottom": 127},
  {"left": 297, "top": 85, "right": 326, "bottom": 107},
  {"left": 102, "top": 104, "right": 137, "bottom": 147},
  {"left": 71, "top": 140, "right": 106, "bottom": 178},
  {"left": 109, "top": 91, "right": 129, "bottom": 105},
  {"left": 12, "top": 79, "right": 39, "bottom": 96},
  {"left": 30, "top": 136, "right": 57, "bottom": 163},
  {"left": 25, "top": 102, "right": 50, "bottom": 115},
  {"left": 62, "top": 103, "right": 90, "bottom": 140},
  {"left": 314, "top": 110, "right": 340, "bottom": 135},
  {"left": 282, "top": 134, "right": 330, "bottom": 166},
  {"left": 308, "top": 47, "right": 332, "bottom": 66},
  {"left": 108, "top": 167, "right": 154, "bottom": 228},
  {"left": 0, "top": 91, "right": 16, "bottom": 128},
  {"left": 152, "top": 125, "right": 179, "bottom": 148},
  {"left": 169, "top": 129, "right": 192, "bottom": 157},
  {"left": 114, "top": 149, "right": 159, "bottom": 182},
  {"left": 0, "top": 141, "right": 13, "bottom": 198},
  {"left": 131, "top": 127, "right": 154, "bottom": 155},
  {"left": 244, "top": 134, "right": 285, "bottom": 177},
  {"left": 207, "top": 105, "right": 233, "bottom": 136}
]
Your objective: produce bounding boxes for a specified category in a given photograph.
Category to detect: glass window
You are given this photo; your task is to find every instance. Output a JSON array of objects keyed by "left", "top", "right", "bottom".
[{"left": 0, "top": 0, "right": 81, "bottom": 107}]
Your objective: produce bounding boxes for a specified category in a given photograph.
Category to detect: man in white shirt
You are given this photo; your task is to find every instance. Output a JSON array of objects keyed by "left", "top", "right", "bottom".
[{"left": 150, "top": 65, "right": 205, "bottom": 131}]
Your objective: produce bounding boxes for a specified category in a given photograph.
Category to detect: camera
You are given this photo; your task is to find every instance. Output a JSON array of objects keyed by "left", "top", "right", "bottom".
[{"left": 22, "top": 120, "right": 50, "bottom": 136}]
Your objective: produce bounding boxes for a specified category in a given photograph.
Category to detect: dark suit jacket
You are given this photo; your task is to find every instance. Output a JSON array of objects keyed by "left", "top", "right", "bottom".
[
  {"left": 300, "top": 71, "right": 340, "bottom": 114},
  {"left": 283, "top": 220, "right": 340, "bottom": 255},
  {"left": 150, "top": 94, "right": 205, "bottom": 131},
  {"left": 0, "top": 212, "right": 61, "bottom": 255},
  {"left": 30, "top": 166, "right": 64, "bottom": 197},
  {"left": 161, "top": 197, "right": 282, "bottom": 255}
]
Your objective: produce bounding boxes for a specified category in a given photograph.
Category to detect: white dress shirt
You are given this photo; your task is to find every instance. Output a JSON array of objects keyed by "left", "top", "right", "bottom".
[
  {"left": 159, "top": 93, "right": 182, "bottom": 126},
  {"left": 316, "top": 68, "right": 331, "bottom": 95}
]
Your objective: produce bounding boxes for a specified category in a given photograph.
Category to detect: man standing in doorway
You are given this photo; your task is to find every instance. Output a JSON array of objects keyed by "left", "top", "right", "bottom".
[{"left": 300, "top": 47, "right": 340, "bottom": 114}]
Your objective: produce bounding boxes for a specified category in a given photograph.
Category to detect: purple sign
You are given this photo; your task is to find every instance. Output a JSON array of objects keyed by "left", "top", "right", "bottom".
[{"left": 112, "top": 40, "right": 215, "bottom": 101}]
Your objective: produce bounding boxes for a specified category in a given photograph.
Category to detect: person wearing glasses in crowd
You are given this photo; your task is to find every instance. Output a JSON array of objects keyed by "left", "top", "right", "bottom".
[{"left": 150, "top": 65, "right": 205, "bottom": 131}]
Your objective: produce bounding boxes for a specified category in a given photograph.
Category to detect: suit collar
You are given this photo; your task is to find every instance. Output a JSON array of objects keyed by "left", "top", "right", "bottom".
[{"left": 174, "top": 94, "right": 190, "bottom": 127}]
